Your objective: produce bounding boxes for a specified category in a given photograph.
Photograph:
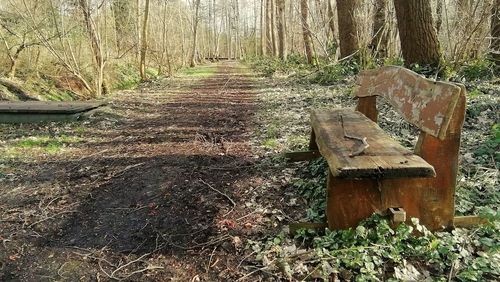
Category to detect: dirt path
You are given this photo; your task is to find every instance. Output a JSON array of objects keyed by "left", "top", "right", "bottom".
[{"left": 0, "top": 62, "right": 275, "bottom": 281}]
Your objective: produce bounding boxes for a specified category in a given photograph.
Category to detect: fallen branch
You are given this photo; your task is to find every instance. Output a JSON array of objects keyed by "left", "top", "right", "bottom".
[
  {"left": 199, "top": 178, "right": 236, "bottom": 214},
  {"left": 339, "top": 115, "right": 370, "bottom": 157}
]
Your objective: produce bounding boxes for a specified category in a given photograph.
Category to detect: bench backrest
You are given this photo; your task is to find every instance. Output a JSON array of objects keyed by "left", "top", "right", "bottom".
[{"left": 355, "top": 66, "right": 463, "bottom": 140}]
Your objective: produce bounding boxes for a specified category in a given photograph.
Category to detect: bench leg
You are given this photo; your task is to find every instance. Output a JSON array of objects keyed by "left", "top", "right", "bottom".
[{"left": 326, "top": 172, "right": 382, "bottom": 229}]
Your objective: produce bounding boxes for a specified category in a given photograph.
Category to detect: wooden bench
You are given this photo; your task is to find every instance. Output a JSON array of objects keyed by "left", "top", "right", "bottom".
[{"left": 289, "top": 66, "right": 467, "bottom": 230}]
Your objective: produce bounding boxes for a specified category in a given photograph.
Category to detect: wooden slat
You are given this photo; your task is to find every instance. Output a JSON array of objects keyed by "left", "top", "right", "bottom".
[
  {"left": 356, "top": 66, "right": 462, "bottom": 140},
  {"left": 0, "top": 101, "right": 105, "bottom": 114},
  {"left": 311, "top": 108, "right": 435, "bottom": 179}
]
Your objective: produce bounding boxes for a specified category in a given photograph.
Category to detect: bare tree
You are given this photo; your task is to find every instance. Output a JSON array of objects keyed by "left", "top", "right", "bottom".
[
  {"left": 139, "top": 0, "right": 150, "bottom": 80},
  {"left": 276, "top": 0, "right": 286, "bottom": 60},
  {"left": 190, "top": 0, "right": 201, "bottom": 66},
  {"left": 78, "top": 0, "right": 107, "bottom": 96},
  {"left": 300, "top": 0, "right": 314, "bottom": 64}
]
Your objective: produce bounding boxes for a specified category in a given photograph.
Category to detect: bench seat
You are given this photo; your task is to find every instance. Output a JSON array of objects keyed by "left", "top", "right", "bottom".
[{"left": 311, "top": 108, "right": 436, "bottom": 179}]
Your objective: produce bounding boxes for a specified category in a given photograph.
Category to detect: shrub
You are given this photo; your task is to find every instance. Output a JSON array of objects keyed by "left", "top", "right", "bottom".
[{"left": 457, "top": 59, "right": 495, "bottom": 81}]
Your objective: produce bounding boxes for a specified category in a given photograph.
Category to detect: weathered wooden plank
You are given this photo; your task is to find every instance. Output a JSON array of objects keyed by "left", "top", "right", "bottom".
[
  {"left": 285, "top": 150, "right": 321, "bottom": 162},
  {"left": 311, "top": 108, "right": 435, "bottom": 179},
  {"left": 356, "top": 66, "right": 461, "bottom": 140},
  {"left": 0, "top": 101, "right": 105, "bottom": 114}
]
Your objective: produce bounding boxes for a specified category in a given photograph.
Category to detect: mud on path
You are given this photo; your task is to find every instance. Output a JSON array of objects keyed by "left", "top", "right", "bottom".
[{"left": 0, "top": 61, "right": 279, "bottom": 281}]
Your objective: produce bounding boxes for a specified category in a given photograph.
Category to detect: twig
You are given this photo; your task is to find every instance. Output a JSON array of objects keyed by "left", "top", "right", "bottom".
[
  {"left": 236, "top": 265, "right": 271, "bottom": 281},
  {"left": 206, "top": 246, "right": 218, "bottom": 273},
  {"left": 339, "top": 115, "right": 370, "bottom": 157},
  {"left": 27, "top": 210, "right": 77, "bottom": 228},
  {"left": 199, "top": 179, "right": 236, "bottom": 214},
  {"left": 110, "top": 253, "right": 150, "bottom": 278}
]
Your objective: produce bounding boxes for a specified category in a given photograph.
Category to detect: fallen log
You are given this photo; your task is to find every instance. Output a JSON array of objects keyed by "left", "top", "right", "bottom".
[{"left": 0, "top": 77, "right": 38, "bottom": 101}]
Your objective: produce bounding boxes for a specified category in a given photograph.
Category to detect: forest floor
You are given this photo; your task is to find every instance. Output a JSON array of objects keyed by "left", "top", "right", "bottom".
[
  {"left": 0, "top": 61, "right": 303, "bottom": 281},
  {"left": 1, "top": 61, "right": 498, "bottom": 281}
]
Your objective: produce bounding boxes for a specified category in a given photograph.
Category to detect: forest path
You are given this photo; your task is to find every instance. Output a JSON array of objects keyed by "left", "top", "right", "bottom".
[{"left": 0, "top": 61, "right": 267, "bottom": 281}]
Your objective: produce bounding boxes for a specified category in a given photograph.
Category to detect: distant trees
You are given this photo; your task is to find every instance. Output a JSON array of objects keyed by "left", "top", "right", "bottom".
[{"left": 0, "top": 0, "right": 498, "bottom": 100}]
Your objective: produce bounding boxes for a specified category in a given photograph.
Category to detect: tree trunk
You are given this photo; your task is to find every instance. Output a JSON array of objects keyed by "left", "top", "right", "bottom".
[
  {"left": 190, "top": 0, "right": 201, "bottom": 67},
  {"left": 260, "top": 0, "right": 266, "bottom": 55},
  {"left": 337, "top": 0, "right": 359, "bottom": 59},
  {"left": 371, "top": 0, "right": 388, "bottom": 58},
  {"left": 491, "top": 0, "right": 500, "bottom": 67},
  {"left": 300, "top": 0, "right": 314, "bottom": 64},
  {"left": 265, "top": 0, "right": 273, "bottom": 54},
  {"left": 394, "top": 0, "right": 441, "bottom": 67},
  {"left": 7, "top": 44, "right": 26, "bottom": 78},
  {"left": 140, "top": 0, "right": 150, "bottom": 80},
  {"left": 270, "top": 0, "right": 278, "bottom": 56},
  {"left": 276, "top": 0, "right": 286, "bottom": 60}
]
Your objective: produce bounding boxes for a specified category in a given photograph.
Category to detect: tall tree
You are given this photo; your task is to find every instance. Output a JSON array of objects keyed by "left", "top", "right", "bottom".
[
  {"left": 394, "top": 0, "right": 441, "bottom": 67},
  {"left": 260, "top": 0, "right": 266, "bottom": 55},
  {"left": 190, "top": 0, "right": 201, "bottom": 67},
  {"left": 140, "top": 0, "right": 150, "bottom": 80},
  {"left": 491, "top": 0, "right": 500, "bottom": 67},
  {"left": 265, "top": 0, "right": 273, "bottom": 54},
  {"left": 337, "top": 0, "right": 359, "bottom": 59},
  {"left": 300, "top": 0, "right": 314, "bottom": 64},
  {"left": 276, "top": 0, "right": 286, "bottom": 59},
  {"left": 270, "top": 0, "right": 277, "bottom": 56}
]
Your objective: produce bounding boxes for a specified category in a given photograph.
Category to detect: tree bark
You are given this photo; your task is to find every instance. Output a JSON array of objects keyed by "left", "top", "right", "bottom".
[
  {"left": 491, "top": 0, "right": 500, "bottom": 67},
  {"left": 276, "top": 0, "right": 286, "bottom": 60},
  {"left": 371, "top": 0, "right": 388, "bottom": 58},
  {"left": 190, "top": 0, "right": 201, "bottom": 67},
  {"left": 300, "top": 0, "right": 314, "bottom": 64},
  {"left": 394, "top": 0, "right": 441, "bottom": 67},
  {"left": 337, "top": 0, "right": 359, "bottom": 59},
  {"left": 140, "top": 0, "right": 150, "bottom": 80}
]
